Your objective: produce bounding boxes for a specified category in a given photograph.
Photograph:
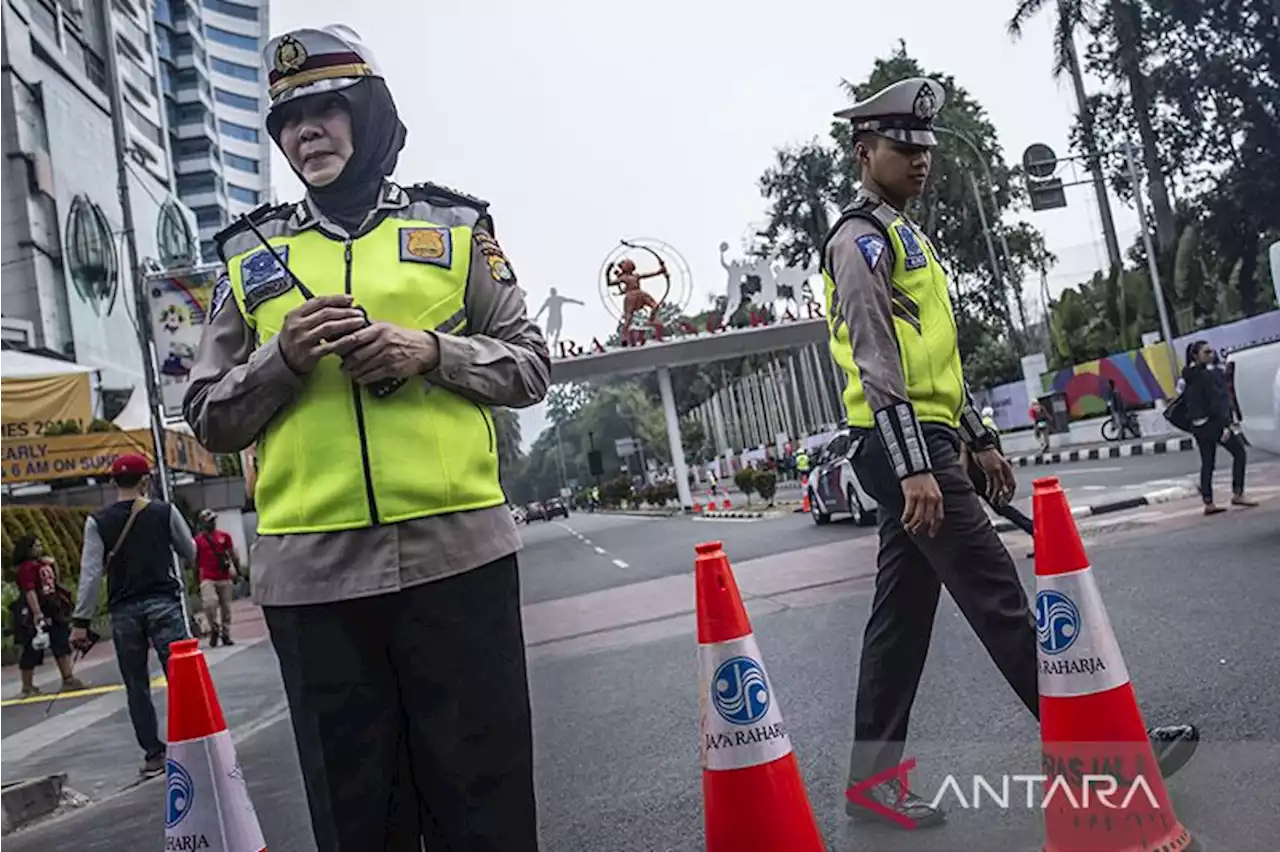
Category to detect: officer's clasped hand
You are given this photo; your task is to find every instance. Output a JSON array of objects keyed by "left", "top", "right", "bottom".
[
  {"left": 901, "top": 472, "right": 945, "bottom": 538},
  {"left": 331, "top": 322, "right": 441, "bottom": 386},
  {"left": 279, "top": 295, "right": 368, "bottom": 374}
]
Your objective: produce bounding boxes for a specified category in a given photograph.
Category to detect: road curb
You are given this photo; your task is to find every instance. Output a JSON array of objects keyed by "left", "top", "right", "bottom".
[
  {"left": 1008, "top": 436, "right": 1194, "bottom": 467},
  {"left": 1, "top": 775, "right": 66, "bottom": 834},
  {"left": 990, "top": 483, "right": 1199, "bottom": 533}
]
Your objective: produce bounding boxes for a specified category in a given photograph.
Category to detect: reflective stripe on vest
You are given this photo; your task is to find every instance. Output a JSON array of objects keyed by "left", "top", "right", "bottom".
[
  {"left": 824, "top": 212, "right": 966, "bottom": 429},
  {"left": 225, "top": 215, "right": 505, "bottom": 535}
]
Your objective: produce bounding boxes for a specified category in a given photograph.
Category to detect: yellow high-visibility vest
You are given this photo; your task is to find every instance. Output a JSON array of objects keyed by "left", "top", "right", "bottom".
[
  {"left": 222, "top": 210, "right": 504, "bottom": 535},
  {"left": 823, "top": 202, "right": 965, "bottom": 429}
]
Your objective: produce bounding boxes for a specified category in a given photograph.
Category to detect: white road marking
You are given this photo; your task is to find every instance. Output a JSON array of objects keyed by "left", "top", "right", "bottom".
[
  {"left": 612, "top": 559, "right": 629, "bottom": 569},
  {"left": 1049, "top": 466, "right": 1124, "bottom": 475},
  {"left": 594, "top": 546, "right": 607, "bottom": 554},
  {"left": 582, "top": 538, "right": 592, "bottom": 545}
]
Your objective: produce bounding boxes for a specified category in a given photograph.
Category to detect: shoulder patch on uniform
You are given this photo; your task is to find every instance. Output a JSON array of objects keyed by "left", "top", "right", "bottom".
[
  {"left": 399, "top": 227, "right": 452, "bottom": 268},
  {"left": 854, "top": 233, "right": 887, "bottom": 270},
  {"left": 240, "top": 246, "right": 293, "bottom": 312},
  {"left": 473, "top": 232, "right": 516, "bottom": 284},
  {"left": 405, "top": 182, "right": 489, "bottom": 213},
  {"left": 895, "top": 224, "right": 928, "bottom": 271},
  {"left": 208, "top": 273, "right": 231, "bottom": 321}
]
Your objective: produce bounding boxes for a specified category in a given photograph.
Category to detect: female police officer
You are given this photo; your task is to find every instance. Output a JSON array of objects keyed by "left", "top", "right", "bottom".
[{"left": 184, "top": 25, "right": 549, "bottom": 851}]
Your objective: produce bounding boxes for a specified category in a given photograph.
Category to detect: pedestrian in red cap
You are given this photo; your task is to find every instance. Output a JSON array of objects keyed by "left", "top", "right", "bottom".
[{"left": 71, "top": 452, "right": 198, "bottom": 778}]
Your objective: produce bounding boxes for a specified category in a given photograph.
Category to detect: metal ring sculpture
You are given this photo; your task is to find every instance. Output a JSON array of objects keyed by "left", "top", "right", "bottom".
[{"left": 597, "top": 237, "right": 694, "bottom": 330}]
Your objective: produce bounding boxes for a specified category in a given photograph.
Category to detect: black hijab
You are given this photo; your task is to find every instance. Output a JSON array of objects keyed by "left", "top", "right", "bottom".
[{"left": 266, "top": 77, "right": 407, "bottom": 232}]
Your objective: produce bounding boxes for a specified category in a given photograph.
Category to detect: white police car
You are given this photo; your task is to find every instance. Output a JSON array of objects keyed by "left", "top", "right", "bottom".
[{"left": 807, "top": 429, "right": 877, "bottom": 527}]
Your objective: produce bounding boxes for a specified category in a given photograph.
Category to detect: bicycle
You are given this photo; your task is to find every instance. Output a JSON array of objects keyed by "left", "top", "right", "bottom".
[{"left": 1101, "top": 410, "right": 1141, "bottom": 442}]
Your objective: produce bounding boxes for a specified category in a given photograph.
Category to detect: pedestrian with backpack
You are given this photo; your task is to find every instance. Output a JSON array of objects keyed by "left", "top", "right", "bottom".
[{"left": 71, "top": 454, "right": 196, "bottom": 777}]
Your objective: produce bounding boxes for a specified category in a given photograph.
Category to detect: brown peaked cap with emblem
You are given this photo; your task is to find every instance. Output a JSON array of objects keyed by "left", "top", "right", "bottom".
[
  {"left": 263, "top": 24, "right": 383, "bottom": 108},
  {"left": 834, "top": 77, "right": 947, "bottom": 148}
]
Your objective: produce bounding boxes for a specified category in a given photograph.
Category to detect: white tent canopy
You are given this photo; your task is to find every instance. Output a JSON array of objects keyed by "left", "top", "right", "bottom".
[
  {"left": 111, "top": 384, "right": 153, "bottom": 430},
  {"left": 0, "top": 349, "right": 97, "bottom": 380}
]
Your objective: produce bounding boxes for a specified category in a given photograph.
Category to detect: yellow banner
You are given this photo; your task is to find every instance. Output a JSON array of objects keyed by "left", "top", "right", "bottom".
[
  {"left": 1, "top": 429, "right": 218, "bottom": 484},
  {"left": 0, "top": 374, "right": 93, "bottom": 440}
]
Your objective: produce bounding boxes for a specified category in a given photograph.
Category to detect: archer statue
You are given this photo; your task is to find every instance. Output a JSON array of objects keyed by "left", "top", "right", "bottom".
[{"left": 607, "top": 241, "right": 669, "bottom": 343}]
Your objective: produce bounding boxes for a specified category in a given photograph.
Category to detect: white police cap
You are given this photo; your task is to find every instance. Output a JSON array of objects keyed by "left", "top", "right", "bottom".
[
  {"left": 834, "top": 78, "right": 946, "bottom": 148},
  {"left": 264, "top": 24, "right": 383, "bottom": 108}
]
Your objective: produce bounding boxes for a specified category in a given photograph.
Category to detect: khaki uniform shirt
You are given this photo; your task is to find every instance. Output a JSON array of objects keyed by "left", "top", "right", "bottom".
[{"left": 183, "top": 182, "right": 550, "bottom": 607}]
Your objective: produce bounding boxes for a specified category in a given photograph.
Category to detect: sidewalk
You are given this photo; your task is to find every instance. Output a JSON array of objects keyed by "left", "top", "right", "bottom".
[
  {"left": 2, "top": 598, "right": 266, "bottom": 704},
  {"left": 1005, "top": 435, "right": 1194, "bottom": 467}
]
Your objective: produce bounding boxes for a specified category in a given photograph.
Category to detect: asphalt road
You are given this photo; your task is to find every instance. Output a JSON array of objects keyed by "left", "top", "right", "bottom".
[{"left": 8, "top": 478, "right": 1278, "bottom": 852}]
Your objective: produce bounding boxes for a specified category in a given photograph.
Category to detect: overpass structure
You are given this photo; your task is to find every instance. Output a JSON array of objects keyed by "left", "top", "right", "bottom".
[{"left": 547, "top": 319, "right": 844, "bottom": 510}]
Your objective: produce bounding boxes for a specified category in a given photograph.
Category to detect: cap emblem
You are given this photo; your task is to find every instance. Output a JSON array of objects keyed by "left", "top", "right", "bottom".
[
  {"left": 274, "top": 35, "right": 308, "bottom": 76},
  {"left": 912, "top": 83, "right": 938, "bottom": 121}
]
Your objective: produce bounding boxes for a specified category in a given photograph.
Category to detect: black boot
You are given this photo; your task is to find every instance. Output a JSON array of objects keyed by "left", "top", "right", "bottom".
[
  {"left": 209, "top": 630, "right": 219, "bottom": 648},
  {"left": 845, "top": 779, "right": 946, "bottom": 829},
  {"left": 1148, "top": 724, "right": 1199, "bottom": 779},
  {"left": 221, "top": 630, "right": 234, "bottom": 647}
]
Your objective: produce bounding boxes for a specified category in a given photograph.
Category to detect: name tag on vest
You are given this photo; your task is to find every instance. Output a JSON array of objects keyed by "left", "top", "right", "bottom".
[
  {"left": 240, "top": 247, "right": 293, "bottom": 312},
  {"left": 895, "top": 225, "right": 928, "bottom": 271},
  {"left": 399, "top": 227, "right": 453, "bottom": 269}
]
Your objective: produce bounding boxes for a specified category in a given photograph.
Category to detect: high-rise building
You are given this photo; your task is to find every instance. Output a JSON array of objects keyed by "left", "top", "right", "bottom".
[
  {"left": 1, "top": 0, "right": 199, "bottom": 392},
  {"left": 154, "top": 0, "right": 269, "bottom": 262}
]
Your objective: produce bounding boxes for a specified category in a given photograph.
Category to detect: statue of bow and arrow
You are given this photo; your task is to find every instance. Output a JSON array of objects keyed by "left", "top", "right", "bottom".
[{"left": 607, "top": 239, "right": 670, "bottom": 341}]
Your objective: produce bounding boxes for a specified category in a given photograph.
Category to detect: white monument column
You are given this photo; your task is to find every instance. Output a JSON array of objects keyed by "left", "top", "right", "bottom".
[{"left": 658, "top": 366, "right": 693, "bottom": 511}]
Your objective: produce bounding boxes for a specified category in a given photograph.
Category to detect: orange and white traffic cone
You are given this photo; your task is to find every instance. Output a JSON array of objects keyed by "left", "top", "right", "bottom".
[
  {"left": 696, "top": 541, "right": 824, "bottom": 852},
  {"left": 800, "top": 488, "right": 811, "bottom": 514},
  {"left": 1033, "top": 477, "right": 1199, "bottom": 852},
  {"left": 165, "top": 638, "right": 266, "bottom": 852}
]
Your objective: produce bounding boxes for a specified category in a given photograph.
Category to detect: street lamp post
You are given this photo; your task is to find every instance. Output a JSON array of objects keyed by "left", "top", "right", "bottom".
[
  {"left": 100, "top": 0, "right": 172, "bottom": 503},
  {"left": 936, "top": 126, "right": 1017, "bottom": 294},
  {"left": 1123, "top": 141, "right": 1181, "bottom": 380}
]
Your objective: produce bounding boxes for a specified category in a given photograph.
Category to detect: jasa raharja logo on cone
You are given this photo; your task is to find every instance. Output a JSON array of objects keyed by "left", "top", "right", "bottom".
[
  {"left": 712, "top": 656, "right": 770, "bottom": 724},
  {"left": 166, "top": 759, "right": 195, "bottom": 829},
  {"left": 700, "top": 639, "right": 790, "bottom": 768},
  {"left": 1035, "top": 584, "right": 1126, "bottom": 685},
  {"left": 166, "top": 758, "right": 211, "bottom": 850}
]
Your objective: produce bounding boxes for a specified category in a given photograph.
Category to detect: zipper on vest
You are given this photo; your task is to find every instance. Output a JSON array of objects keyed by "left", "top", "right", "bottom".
[{"left": 345, "top": 237, "right": 381, "bottom": 525}]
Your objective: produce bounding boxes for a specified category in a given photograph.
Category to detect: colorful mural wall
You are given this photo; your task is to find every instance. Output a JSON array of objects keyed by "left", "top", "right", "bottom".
[{"left": 1039, "top": 342, "right": 1179, "bottom": 418}]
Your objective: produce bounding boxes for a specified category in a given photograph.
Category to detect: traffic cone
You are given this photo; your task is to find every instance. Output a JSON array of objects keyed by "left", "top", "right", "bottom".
[
  {"left": 693, "top": 500, "right": 703, "bottom": 514},
  {"left": 696, "top": 541, "right": 824, "bottom": 852},
  {"left": 800, "top": 488, "right": 811, "bottom": 514},
  {"left": 722, "top": 497, "right": 732, "bottom": 511},
  {"left": 1033, "top": 478, "right": 1198, "bottom": 852},
  {"left": 165, "top": 638, "right": 266, "bottom": 852}
]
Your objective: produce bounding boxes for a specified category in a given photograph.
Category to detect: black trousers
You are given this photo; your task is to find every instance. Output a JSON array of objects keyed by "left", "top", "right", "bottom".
[
  {"left": 1193, "top": 423, "right": 1247, "bottom": 504},
  {"left": 265, "top": 555, "right": 539, "bottom": 852},
  {"left": 847, "top": 426, "right": 1038, "bottom": 782}
]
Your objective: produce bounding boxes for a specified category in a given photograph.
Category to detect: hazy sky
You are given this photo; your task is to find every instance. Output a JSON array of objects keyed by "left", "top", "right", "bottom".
[{"left": 268, "top": 0, "right": 1146, "bottom": 446}]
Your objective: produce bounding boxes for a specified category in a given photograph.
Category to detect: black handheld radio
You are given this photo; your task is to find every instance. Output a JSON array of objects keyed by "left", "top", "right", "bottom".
[{"left": 237, "top": 215, "right": 406, "bottom": 399}]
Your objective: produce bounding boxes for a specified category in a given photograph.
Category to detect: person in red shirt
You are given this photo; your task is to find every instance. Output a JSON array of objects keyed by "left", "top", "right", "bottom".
[
  {"left": 11, "top": 535, "right": 86, "bottom": 696},
  {"left": 194, "top": 509, "right": 241, "bottom": 647}
]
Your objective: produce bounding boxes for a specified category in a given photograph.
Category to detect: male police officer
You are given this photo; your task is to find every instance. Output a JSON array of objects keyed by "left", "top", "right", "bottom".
[
  {"left": 823, "top": 78, "right": 1199, "bottom": 829},
  {"left": 184, "top": 25, "right": 549, "bottom": 851}
]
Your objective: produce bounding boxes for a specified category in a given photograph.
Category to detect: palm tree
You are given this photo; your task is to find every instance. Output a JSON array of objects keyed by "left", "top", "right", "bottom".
[{"left": 1007, "top": 0, "right": 1123, "bottom": 273}]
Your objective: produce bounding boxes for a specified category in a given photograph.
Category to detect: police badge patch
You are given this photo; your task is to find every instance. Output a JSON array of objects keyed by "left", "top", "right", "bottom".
[
  {"left": 854, "top": 234, "right": 887, "bottom": 270},
  {"left": 399, "top": 227, "right": 452, "bottom": 268},
  {"left": 209, "top": 273, "right": 231, "bottom": 321},
  {"left": 895, "top": 225, "right": 928, "bottom": 271},
  {"left": 240, "top": 246, "right": 293, "bottom": 312}
]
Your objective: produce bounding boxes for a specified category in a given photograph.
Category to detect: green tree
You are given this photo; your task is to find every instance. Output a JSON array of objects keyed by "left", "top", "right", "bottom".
[{"left": 757, "top": 43, "right": 1054, "bottom": 367}]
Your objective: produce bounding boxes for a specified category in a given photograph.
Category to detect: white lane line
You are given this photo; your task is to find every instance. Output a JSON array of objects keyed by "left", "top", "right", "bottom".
[
  {"left": 1050, "top": 466, "right": 1125, "bottom": 475},
  {"left": 612, "top": 559, "right": 629, "bottom": 569},
  {"left": 582, "top": 538, "right": 592, "bottom": 545},
  {"left": 594, "top": 546, "right": 607, "bottom": 554}
]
